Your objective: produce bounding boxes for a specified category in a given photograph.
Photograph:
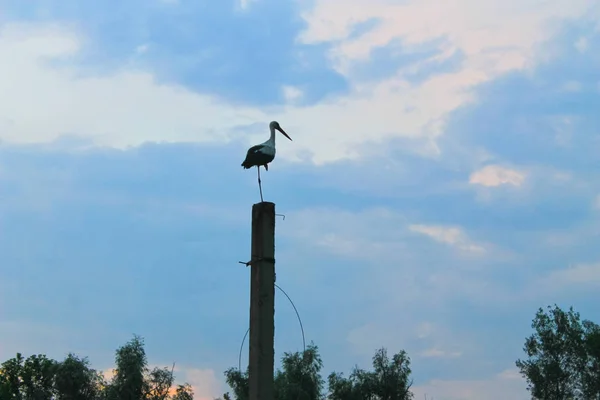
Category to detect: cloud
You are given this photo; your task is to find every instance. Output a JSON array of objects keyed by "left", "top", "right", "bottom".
[
  {"left": 2, "top": 0, "right": 348, "bottom": 106},
  {"left": 420, "top": 348, "right": 462, "bottom": 359},
  {"left": 175, "top": 367, "right": 222, "bottom": 400},
  {"left": 469, "top": 165, "right": 526, "bottom": 187},
  {"left": 412, "top": 368, "right": 528, "bottom": 400},
  {"left": 0, "top": 22, "right": 265, "bottom": 148},
  {"left": 346, "top": 321, "right": 465, "bottom": 363},
  {"left": 441, "top": 18, "right": 600, "bottom": 172},
  {"left": 542, "top": 263, "right": 600, "bottom": 289},
  {"left": 2, "top": 0, "right": 597, "bottom": 166},
  {"left": 0, "top": 19, "right": 451, "bottom": 165},
  {"left": 288, "top": 0, "right": 600, "bottom": 162},
  {"left": 101, "top": 368, "right": 115, "bottom": 382},
  {"left": 594, "top": 195, "right": 600, "bottom": 210},
  {"left": 409, "top": 224, "right": 486, "bottom": 254},
  {"left": 281, "top": 207, "right": 409, "bottom": 261},
  {"left": 299, "top": 0, "right": 595, "bottom": 70}
]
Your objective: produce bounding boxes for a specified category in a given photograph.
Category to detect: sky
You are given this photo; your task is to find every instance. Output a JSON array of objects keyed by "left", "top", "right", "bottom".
[{"left": 0, "top": 0, "right": 599, "bottom": 398}]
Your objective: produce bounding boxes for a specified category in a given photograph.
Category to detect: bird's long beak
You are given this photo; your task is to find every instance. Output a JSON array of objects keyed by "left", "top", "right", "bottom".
[{"left": 276, "top": 127, "right": 292, "bottom": 141}]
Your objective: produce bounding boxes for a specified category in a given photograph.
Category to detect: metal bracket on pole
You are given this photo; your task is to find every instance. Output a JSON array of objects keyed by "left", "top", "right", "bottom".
[{"left": 239, "top": 257, "right": 276, "bottom": 267}]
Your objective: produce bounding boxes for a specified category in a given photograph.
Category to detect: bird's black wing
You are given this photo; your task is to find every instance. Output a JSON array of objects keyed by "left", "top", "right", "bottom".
[
  {"left": 246, "top": 144, "right": 265, "bottom": 155},
  {"left": 241, "top": 144, "right": 268, "bottom": 169}
]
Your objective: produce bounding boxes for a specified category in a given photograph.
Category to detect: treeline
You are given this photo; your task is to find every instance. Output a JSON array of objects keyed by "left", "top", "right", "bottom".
[
  {"left": 515, "top": 305, "right": 600, "bottom": 399},
  {"left": 0, "top": 336, "right": 194, "bottom": 400},
  {"left": 1, "top": 304, "right": 598, "bottom": 399}
]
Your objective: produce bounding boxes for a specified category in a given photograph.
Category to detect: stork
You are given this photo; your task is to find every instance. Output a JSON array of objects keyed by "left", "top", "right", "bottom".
[{"left": 241, "top": 121, "right": 292, "bottom": 202}]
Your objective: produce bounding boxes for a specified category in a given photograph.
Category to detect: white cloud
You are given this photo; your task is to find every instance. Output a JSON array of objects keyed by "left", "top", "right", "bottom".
[
  {"left": 420, "top": 348, "right": 462, "bottom": 358},
  {"left": 289, "top": 0, "right": 599, "bottom": 162},
  {"left": 285, "top": 208, "right": 488, "bottom": 259},
  {"left": 416, "top": 322, "right": 435, "bottom": 339},
  {"left": 594, "top": 194, "right": 600, "bottom": 210},
  {"left": 135, "top": 43, "right": 150, "bottom": 54},
  {"left": 469, "top": 165, "right": 526, "bottom": 187},
  {"left": 2, "top": 0, "right": 598, "bottom": 165},
  {"left": 575, "top": 36, "right": 589, "bottom": 53},
  {"left": 562, "top": 80, "right": 583, "bottom": 92},
  {"left": 281, "top": 207, "right": 408, "bottom": 260},
  {"left": 178, "top": 367, "right": 222, "bottom": 400},
  {"left": 282, "top": 85, "right": 304, "bottom": 102},
  {"left": 0, "top": 22, "right": 265, "bottom": 148},
  {"left": 346, "top": 322, "right": 401, "bottom": 357},
  {"left": 346, "top": 319, "right": 473, "bottom": 372},
  {"left": 346, "top": 321, "right": 465, "bottom": 361},
  {"left": 101, "top": 368, "right": 116, "bottom": 381},
  {"left": 300, "top": 0, "right": 594, "bottom": 73},
  {"left": 543, "top": 263, "right": 600, "bottom": 288},
  {"left": 409, "top": 224, "right": 486, "bottom": 254},
  {"left": 279, "top": 207, "right": 508, "bottom": 310},
  {"left": 412, "top": 368, "right": 528, "bottom": 400}
]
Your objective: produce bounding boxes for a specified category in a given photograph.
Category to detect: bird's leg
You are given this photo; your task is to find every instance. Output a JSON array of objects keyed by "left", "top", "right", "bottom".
[
  {"left": 257, "top": 166, "right": 264, "bottom": 203},
  {"left": 264, "top": 163, "right": 268, "bottom": 171}
]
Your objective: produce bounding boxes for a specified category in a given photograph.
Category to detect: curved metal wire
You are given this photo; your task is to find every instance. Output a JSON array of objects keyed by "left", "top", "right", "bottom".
[
  {"left": 238, "top": 327, "right": 250, "bottom": 372},
  {"left": 275, "top": 283, "right": 306, "bottom": 353},
  {"left": 237, "top": 284, "right": 306, "bottom": 372}
]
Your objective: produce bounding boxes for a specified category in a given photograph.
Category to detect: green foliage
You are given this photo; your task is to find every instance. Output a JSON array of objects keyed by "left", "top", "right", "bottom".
[
  {"left": 328, "top": 348, "right": 413, "bottom": 400},
  {"left": 21, "top": 354, "right": 57, "bottom": 400},
  {"left": 105, "top": 335, "right": 149, "bottom": 400},
  {"left": 0, "top": 353, "right": 58, "bottom": 400},
  {"left": 582, "top": 321, "right": 600, "bottom": 399},
  {"left": 8, "top": 306, "right": 596, "bottom": 400},
  {"left": 274, "top": 344, "right": 324, "bottom": 400},
  {"left": 54, "top": 354, "right": 104, "bottom": 400},
  {"left": 145, "top": 366, "right": 175, "bottom": 400},
  {"left": 223, "top": 343, "right": 324, "bottom": 400},
  {"left": 171, "top": 384, "right": 194, "bottom": 400},
  {"left": 223, "top": 345, "right": 412, "bottom": 400},
  {"left": 0, "top": 335, "right": 195, "bottom": 400},
  {"left": 0, "top": 353, "right": 26, "bottom": 400},
  {"left": 223, "top": 367, "right": 249, "bottom": 400},
  {"left": 516, "top": 304, "right": 600, "bottom": 400}
]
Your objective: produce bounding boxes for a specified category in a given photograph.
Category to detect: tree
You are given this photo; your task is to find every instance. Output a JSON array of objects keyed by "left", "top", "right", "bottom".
[
  {"left": 516, "top": 304, "right": 600, "bottom": 400},
  {"left": 171, "top": 383, "right": 194, "bottom": 400},
  {"left": 0, "top": 353, "right": 26, "bottom": 400},
  {"left": 223, "top": 343, "right": 324, "bottom": 400},
  {"left": 328, "top": 348, "right": 413, "bottom": 400},
  {"left": 22, "top": 354, "right": 57, "bottom": 400},
  {"left": 145, "top": 365, "right": 175, "bottom": 400},
  {"left": 0, "top": 353, "right": 58, "bottom": 400},
  {"left": 54, "top": 353, "right": 104, "bottom": 400},
  {"left": 274, "top": 344, "right": 324, "bottom": 400},
  {"left": 582, "top": 321, "right": 600, "bottom": 399},
  {"left": 223, "top": 367, "right": 248, "bottom": 400},
  {"left": 223, "top": 345, "right": 414, "bottom": 400},
  {"left": 0, "top": 335, "right": 194, "bottom": 400},
  {"left": 104, "top": 335, "right": 149, "bottom": 400}
]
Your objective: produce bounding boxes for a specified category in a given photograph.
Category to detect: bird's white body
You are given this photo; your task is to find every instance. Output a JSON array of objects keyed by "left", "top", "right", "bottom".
[
  {"left": 241, "top": 120, "right": 292, "bottom": 202},
  {"left": 241, "top": 121, "right": 291, "bottom": 170},
  {"left": 257, "top": 129, "right": 277, "bottom": 157}
]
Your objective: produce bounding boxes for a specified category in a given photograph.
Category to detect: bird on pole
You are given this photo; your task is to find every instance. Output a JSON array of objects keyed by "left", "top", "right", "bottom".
[{"left": 241, "top": 121, "right": 292, "bottom": 202}]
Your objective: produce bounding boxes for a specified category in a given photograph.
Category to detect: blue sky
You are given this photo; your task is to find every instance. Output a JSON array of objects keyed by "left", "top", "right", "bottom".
[{"left": 0, "top": 0, "right": 599, "bottom": 398}]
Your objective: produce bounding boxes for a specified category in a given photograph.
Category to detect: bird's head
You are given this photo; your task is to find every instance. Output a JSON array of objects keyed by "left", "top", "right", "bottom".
[{"left": 270, "top": 120, "right": 292, "bottom": 141}]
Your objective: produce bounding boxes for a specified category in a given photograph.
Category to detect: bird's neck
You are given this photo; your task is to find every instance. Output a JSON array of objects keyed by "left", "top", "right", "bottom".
[{"left": 266, "top": 127, "right": 276, "bottom": 145}]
